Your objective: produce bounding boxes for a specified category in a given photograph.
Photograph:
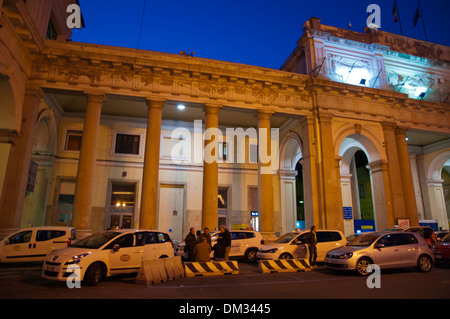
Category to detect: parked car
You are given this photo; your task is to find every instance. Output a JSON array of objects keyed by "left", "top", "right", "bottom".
[
  {"left": 436, "top": 231, "right": 450, "bottom": 242},
  {"left": 42, "top": 229, "right": 173, "bottom": 286},
  {"left": 432, "top": 233, "right": 450, "bottom": 265},
  {"left": 256, "top": 229, "right": 346, "bottom": 262},
  {"left": 176, "top": 230, "right": 264, "bottom": 262},
  {"left": 324, "top": 231, "right": 434, "bottom": 276},
  {"left": 0, "top": 226, "right": 76, "bottom": 263}
]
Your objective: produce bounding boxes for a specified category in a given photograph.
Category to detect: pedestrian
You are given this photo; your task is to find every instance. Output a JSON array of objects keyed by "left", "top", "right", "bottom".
[
  {"left": 184, "top": 227, "right": 197, "bottom": 262},
  {"left": 424, "top": 228, "right": 437, "bottom": 247},
  {"left": 305, "top": 225, "right": 318, "bottom": 268},
  {"left": 194, "top": 237, "right": 212, "bottom": 262},
  {"left": 212, "top": 236, "right": 226, "bottom": 261},
  {"left": 219, "top": 225, "right": 232, "bottom": 261},
  {"left": 198, "top": 227, "right": 212, "bottom": 246}
]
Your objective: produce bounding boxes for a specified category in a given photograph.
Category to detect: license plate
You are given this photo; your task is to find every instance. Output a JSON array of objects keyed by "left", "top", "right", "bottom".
[{"left": 47, "top": 266, "right": 55, "bottom": 272}]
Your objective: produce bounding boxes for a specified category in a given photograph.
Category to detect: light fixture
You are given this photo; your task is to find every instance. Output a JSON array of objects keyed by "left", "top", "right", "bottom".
[
  {"left": 177, "top": 104, "right": 186, "bottom": 110},
  {"left": 418, "top": 92, "right": 426, "bottom": 99},
  {"left": 359, "top": 79, "right": 366, "bottom": 85}
]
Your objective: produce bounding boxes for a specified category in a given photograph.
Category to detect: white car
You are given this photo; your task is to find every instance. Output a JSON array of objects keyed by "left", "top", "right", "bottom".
[
  {"left": 176, "top": 230, "right": 264, "bottom": 262},
  {"left": 0, "top": 226, "right": 76, "bottom": 263},
  {"left": 256, "top": 229, "right": 346, "bottom": 262},
  {"left": 42, "top": 229, "right": 173, "bottom": 286}
]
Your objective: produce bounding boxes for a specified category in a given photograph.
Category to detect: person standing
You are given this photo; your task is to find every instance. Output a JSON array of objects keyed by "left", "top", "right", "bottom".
[
  {"left": 194, "top": 237, "right": 212, "bottom": 262},
  {"left": 184, "top": 227, "right": 197, "bottom": 262},
  {"left": 198, "top": 227, "right": 212, "bottom": 246},
  {"left": 305, "top": 225, "right": 318, "bottom": 268},
  {"left": 220, "top": 225, "right": 232, "bottom": 261}
]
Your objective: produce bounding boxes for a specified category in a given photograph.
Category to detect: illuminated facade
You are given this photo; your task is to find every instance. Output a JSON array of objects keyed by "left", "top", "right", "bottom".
[{"left": 0, "top": 2, "right": 449, "bottom": 241}]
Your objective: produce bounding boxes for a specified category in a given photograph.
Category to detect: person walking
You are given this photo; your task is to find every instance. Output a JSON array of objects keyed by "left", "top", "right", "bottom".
[
  {"left": 219, "top": 225, "right": 232, "bottom": 261},
  {"left": 194, "top": 237, "right": 212, "bottom": 262},
  {"left": 305, "top": 225, "right": 318, "bottom": 268},
  {"left": 184, "top": 227, "right": 197, "bottom": 262}
]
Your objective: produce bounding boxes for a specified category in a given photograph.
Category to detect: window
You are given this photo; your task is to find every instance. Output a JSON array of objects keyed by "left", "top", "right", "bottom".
[
  {"left": 231, "top": 232, "right": 246, "bottom": 240},
  {"left": 108, "top": 234, "right": 134, "bottom": 249},
  {"left": 36, "top": 230, "right": 66, "bottom": 242},
  {"left": 245, "top": 232, "right": 256, "bottom": 239},
  {"left": 134, "top": 232, "right": 146, "bottom": 246},
  {"left": 156, "top": 232, "right": 169, "bottom": 243},
  {"left": 65, "top": 130, "right": 83, "bottom": 151},
  {"left": 330, "top": 231, "right": 343, "bottom": 241},
  {"left": 397, "top": 234, "right": 419, "bottom": 245},
  {"left": 377, "top": 234, "right": 398, "bottom": 247},
  {"left": 115, "top": 134, "right": 140, "bottom": 155},
  {"left": 146, "top": 232, "right": 156, "bottom": 245},
  {"left": 218, "top": 187, "right": 228, "bottom": 209},
  {"left": 218, "top": 142, "right": 228, "bottom": 162},
  {"left": 7, "top": 231, "right": 32, "bottom": 245},
  {"left": 359, "top": 184, "right": 365, "bottom": 198},
  {"left": 316, "top": 231, "right": 333, "bottom": 243}
]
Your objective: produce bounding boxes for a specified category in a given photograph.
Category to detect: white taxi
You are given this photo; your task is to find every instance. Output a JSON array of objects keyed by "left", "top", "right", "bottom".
[
  {"left": 42, "top": 229, "right": 173, "bottom": 286},
  {"left": 256, "top": 229, "right": 346, "bottom": 262},
  {"left": 0, "top": 226, "right": 76, "bottom": 263}
]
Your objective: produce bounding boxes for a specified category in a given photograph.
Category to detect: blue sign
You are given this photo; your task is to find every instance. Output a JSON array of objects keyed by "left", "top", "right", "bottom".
[
  {"left": 250, "top": 211, "right": 259, "bottom": 217},
  {"left": 354, "top": 219, "right": 376, "bottom": 233},
  {"left": 343, "top": 207, "right": 353, "bottom": 220}
]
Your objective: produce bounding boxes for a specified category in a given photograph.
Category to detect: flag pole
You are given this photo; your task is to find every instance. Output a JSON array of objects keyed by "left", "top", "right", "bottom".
[
  {"left": 394, "top": 0, "right": 404, "bottom": 35},
  {"left": 418, "top": 0, "right": 428, "bottom": 41}
]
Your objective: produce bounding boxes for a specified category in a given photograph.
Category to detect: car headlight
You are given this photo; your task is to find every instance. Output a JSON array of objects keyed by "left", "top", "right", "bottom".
[
  {"left": 337, "top": 252, "right": 353, "bottom": 259},
  {"left": 64, "top": 253, "right": 91, "bottom": 265},
  {"left": 260, "top": 248, "right": 278, "bottom": 254}
]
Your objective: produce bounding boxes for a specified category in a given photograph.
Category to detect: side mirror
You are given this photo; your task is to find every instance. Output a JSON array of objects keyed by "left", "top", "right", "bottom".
[
  {"left": 113, "top": 244, "right": 120, "bottom": 252},
  {"left": 294, "top": 240, "right": 303, "bottom": 245},
  {"left": 376, "top": 243, "right": 385, "bottom": 249}
]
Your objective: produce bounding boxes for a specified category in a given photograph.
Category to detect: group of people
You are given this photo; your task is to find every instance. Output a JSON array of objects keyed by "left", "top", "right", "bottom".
[{"left": 184, "top": 225, "right": 232, "bottom": 262}]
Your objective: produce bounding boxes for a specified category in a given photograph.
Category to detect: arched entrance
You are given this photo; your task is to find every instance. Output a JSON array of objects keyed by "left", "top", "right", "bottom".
[
  {"left": 426, "top": 150, "right": 450, "bottom": 229},
  {"left": 337, "top": 132, "right": 389, "bottom": 236},
  {"left": 279, "top": 131, "right": 304, "bottom": 234}
]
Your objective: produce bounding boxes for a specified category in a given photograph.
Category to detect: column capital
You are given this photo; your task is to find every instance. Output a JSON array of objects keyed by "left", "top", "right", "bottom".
[
  {"left": 145, "top": 98, "right": 166, "bottom": 110},
  {"left": 395, "top": 126, "right": 408, "bottom": 137},
  {"left": 257, "top": 108, "right": 274, "bottom": 119},
  {"left": 84, "top": 92, "right": 106, "bottom": 104},
  {"left": 380, "top": 121, "right": 397, "bottom": 131},
  {"left": 367, "top": 160, "right": 388, "bottom": 174},
  {"left": 24, "top": 86, "right": 44, "bottom": 100},
  {"left": 318, "top": 113, "right": 333, "bottom": 124},
  {"left": 203, "top": 103, "right": 222, "bottom": 114}
]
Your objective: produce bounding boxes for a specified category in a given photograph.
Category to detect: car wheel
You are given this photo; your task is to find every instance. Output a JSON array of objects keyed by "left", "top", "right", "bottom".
[
  {"left": 244, "top": 248, "right": 258, "bottom": 263},
  {"left": 417, "top": 254, "right": 432, "bottom": 273},
  {"left": 356, "top": 258, "right": 372, "bottom": 276},
  {"left": 83, "top": 262, "right": 104, "bottom": 286},
  {"left": 279, "top": 253, "right": 293, "bottom": 260}
]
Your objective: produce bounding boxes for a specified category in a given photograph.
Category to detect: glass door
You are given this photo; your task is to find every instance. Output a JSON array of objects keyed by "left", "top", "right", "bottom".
[{"left": 109, "top": 182, "right": 136, "bottom": 229}]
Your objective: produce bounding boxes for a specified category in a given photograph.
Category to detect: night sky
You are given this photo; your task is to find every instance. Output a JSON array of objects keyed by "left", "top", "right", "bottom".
[{"left": 73, "top": 0, "right": 450, "bottom": 69}]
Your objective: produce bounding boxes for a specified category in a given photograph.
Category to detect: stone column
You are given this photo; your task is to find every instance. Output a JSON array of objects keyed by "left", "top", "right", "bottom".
[
  {"left": 0, "top": 86, "right": 43, "bottom": 235},
  {"left": 381, "top": 122, "right": 405, "bottom": 226},
  {"left": 395, "top": 127, "right": 419, "bottom": 226},
  {"left": 317, "top": 114, "right": 343, "bottom": 231},
  {"left": 258, "top": 110, "right": 275, "bottom": 237},
  {"left": 367, "top": 160, "right": 390, "bottom": 231},
  {"left": 202, "top": 104, "right": 222, "bottom": 230},
  {"left": 72, "top": 93, "right": 105, "bottom": 235},
  {"left": 140, "top": 99, "right": 165, "bottom": 230}
]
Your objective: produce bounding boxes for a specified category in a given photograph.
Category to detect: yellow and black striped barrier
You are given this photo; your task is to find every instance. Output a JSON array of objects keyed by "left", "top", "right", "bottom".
[
  {"left": 258, "top": 259, "right": 311, "bottom": 274},
  {"left": 184, "top": 261, "right": 239, "bottom": 277}
]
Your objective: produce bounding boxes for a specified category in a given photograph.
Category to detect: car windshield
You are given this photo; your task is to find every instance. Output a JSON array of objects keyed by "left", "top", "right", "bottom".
[
  {"left": 441, "top": 233, "right": 450, "bottom": 243},
  {"left": 348, "top": 233, "right": 380, "bottom": 246},
  {"left": 71, "top": 231, "right": 121, "bottom": 249},
  {"left": 274, "top": 232, "right": 299, "bottom": 244}
]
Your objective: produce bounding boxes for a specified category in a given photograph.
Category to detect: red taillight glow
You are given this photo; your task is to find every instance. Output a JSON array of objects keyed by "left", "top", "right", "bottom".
[{"left": 67, "top": 238, "right": 71, "bottom": 246}]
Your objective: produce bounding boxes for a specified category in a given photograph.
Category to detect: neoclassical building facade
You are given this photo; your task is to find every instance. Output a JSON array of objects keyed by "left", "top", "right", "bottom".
[{"left": 0, "top": 1, "right": 449, "bottom": 240}]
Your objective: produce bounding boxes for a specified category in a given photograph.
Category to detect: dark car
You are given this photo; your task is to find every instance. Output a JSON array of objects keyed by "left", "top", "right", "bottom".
[{"left": 433, "top": 233, "right": 450, "bottom": 265}]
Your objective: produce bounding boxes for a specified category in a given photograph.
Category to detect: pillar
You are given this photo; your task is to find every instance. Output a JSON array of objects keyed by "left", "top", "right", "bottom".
[
  {"left": 0, "top": 86, "right": 43, "bottom": 235},
  {"left": 202, "top": 104, "right": 222, "bottom": 230},
  {"left": 395, "top": 127, "right": 419, "bottom": 226},
  {"left": 258, "top": 110, "right": 275, "bottom": 236},
  {"left": 367, "top": 160, "right": 389, "bottom": 231},
  {"left": 72, "top": 93, "right": 105, "bottom": 235},
  {"left": 140, "top": 99, "right": 165, "bottom": 230},
  {"left": 381, "top": 121, "right": 405, "bottom": 226}
]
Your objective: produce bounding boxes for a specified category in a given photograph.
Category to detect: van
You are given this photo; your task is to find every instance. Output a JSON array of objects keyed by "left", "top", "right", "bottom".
[{"left": 0, "top": 226, "right": 76, "bottom": 263}]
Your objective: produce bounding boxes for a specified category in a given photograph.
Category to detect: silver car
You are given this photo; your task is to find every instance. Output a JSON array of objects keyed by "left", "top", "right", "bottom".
[{"left": 324, "top": 231, "right": 434, "bottom": 275}]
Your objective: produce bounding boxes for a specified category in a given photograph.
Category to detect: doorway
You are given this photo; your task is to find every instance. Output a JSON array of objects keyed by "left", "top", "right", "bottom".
[
  {"left": 108, "top": 181, "right": 136, "bottom": 229},
  {"left": 158, "top": 184, "right": 185, "bottom": 241}
]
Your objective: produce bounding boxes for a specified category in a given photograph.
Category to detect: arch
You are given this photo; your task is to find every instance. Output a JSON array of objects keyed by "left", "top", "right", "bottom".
[
  {"left": 34, "top": 108, "right": 57, "bottom": 155},
  {"left": 279, "top": 131, "right": 302, "bottom": 171},
  {"left": 427, "top": 150, "right": 450, "bottom": 181},
  {"left": 0, "top": 74, "right": 16, "bottom": 131}
]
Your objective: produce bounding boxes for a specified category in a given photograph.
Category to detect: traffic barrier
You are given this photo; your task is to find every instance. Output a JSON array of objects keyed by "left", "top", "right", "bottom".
[
  {"left": 163, "top": 256, "right": 185, "bottom": 280},
  {"left": 135, "top": 259, "right": 167, "bottom": 286},
  {"left": 258, "top": 259, "right": 311, "bottom": 274},
  {"left": 184, "top": 260, "right": 239, "bottom": 277}
]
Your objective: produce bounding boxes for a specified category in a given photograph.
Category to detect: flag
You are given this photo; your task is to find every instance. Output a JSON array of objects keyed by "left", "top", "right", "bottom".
[
  {"left": 393, "top": 1, "right": 399, "bottom": 22},
  {"left": 413, "top": 6, "right": 421, "bottom": 27}
]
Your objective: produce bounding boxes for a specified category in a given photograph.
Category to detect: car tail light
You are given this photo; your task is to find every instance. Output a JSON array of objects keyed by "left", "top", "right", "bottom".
[{"left": 67, "top": 238, "right": 71, "bottom": 246}]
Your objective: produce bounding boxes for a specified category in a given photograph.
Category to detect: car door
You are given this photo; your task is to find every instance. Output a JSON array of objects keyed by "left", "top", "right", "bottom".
[
  {"left": 292, "top": 233, "right": 308, "bottom": 259},
  {"left": 230, "top": 232, "right": 245, "bottom": 256},
  {"left": 371, "top": 234, "right": 406, "bottom": 268},
  {"left": 316, "top": 231, "right": 334, "bottom": 261},
  {"left": 106, "top": 233, "right": 143, "bottom": 274},
  {"left": 143, "top": 231, "right": 159, "bottom": 260},
  {"left": 33, "top": 229, "right": 68, "bottom": 260},
  {"left": 2, "top": 230, "right": 34, "bottom": 262},
  {"left": 396, "top": 233, "right": 421, "bottom": 267}
]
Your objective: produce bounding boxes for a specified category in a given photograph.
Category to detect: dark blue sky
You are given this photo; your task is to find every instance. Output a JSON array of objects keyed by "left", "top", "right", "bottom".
[{"left": 73, "top": 0, "right": 450, "bottom": 69}]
